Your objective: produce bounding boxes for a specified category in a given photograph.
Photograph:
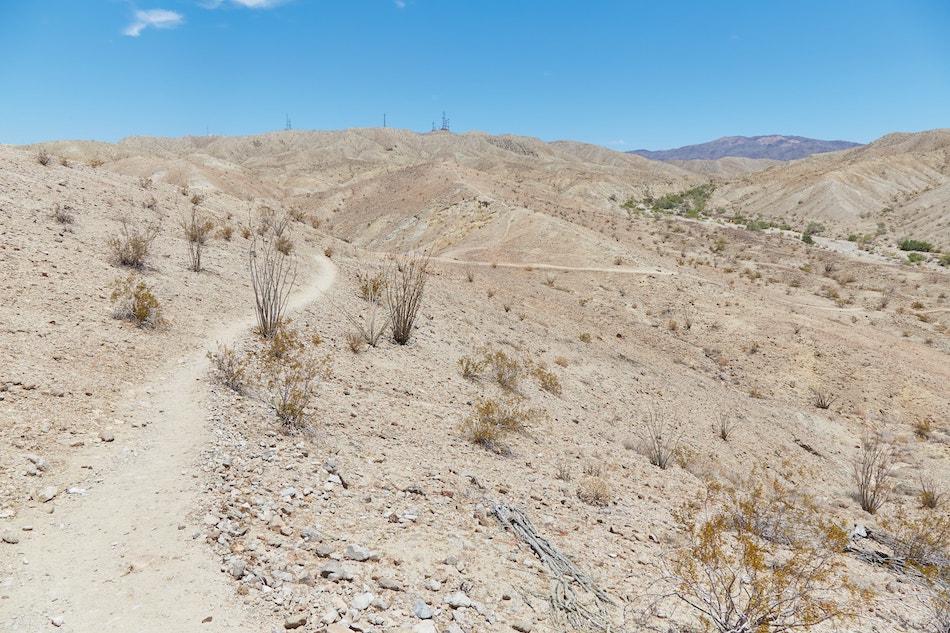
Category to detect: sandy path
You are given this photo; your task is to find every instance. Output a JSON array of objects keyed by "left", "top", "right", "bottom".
[{"left": 0, "top": 256, "right": 336, "bottom": 632}]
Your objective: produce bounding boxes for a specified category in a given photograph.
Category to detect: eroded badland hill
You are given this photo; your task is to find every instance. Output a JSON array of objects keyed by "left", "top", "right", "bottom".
[{"left": 1, "top": 128, "right": 949, "bottom": 633}]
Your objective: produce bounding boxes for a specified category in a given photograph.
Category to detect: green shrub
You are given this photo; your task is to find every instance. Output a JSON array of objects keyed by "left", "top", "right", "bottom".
[
  {"left": 208, "top": 343, "right": 247, "bottom": 393},
  {"left": 110, "top": 272, "right": 164, "bottom": 328},
  {"left": 258, "top": 326, "right": 329, "bottom": 434},
  {"left": 908, "top": 251, "right": 926, "bottom": 263},
  {"left": 899, "top": 239, "right": 933, "bottom": 252}
]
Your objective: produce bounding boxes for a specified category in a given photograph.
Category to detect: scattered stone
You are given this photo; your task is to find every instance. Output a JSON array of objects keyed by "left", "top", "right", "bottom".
[
  {"left": 230, "top": 560, "right": 246, "bottom": 579},
  {"left": 413, "top": 599, "right": 433, "bottom": 620},
  {"left": 99, "top": 431, "right": 115, "bottom": 443},
  {"left": 301, "top": 527, "right": 322, "bottom": 542},
  {"left": 37, "top": 486, "right": 57, "bottom": 503},
  {"left": 315, "top": 544, "right": 334, "bottom": 558},
  {"left": 377, "top": 576, "right": 402, "bottom": 591},
  {"left": 443, "top": 555, "right": 458, "bottom": 566},
  {"left": 326, "top": 624, "right": 350, "bottom": 633},
  {"left": 512, "top": 621, "right": 533, "bottom": 633},
  {"left": 424, "top": 578, "right": 441, "bottom": 591},
  {"left": 443, "top": 592, "right": 473, "bottom": 609},
  {"left": 351, "top": 592, "right": 374, "bottom": 611},
  {"left": 26, "top": 455, "right": 51, "bottom": 472},
  {"left": 412, "top": 621, "right": 437, "bottom": 633},
  {"left": 283, "top": 612, "right": 308, "bottom": 629},
  {"left": 50, "top": 616, "right": 65, "bottom": 627},
  {"left": 2, "top": 530, "right": 20, "bottom": 544},
  {"left": 344, "top": 544, "right": 372, "bottom": 561},
  {"left": 320, "top": 608, "right": 339, "bottom": 624}
]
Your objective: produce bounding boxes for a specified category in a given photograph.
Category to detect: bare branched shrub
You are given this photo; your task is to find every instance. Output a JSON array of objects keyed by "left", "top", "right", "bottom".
[
  {"left": 37, "top": 149, "right": 50, "bottom": 166},
  {"left": 179, "top": 204, "right": 215, "bottom": 272},
  {"left": 652, "top": 470, "right": 861, "bottom": 632},
  {"left": 854, "top": 431, "right": 896, "bottom": 514},
  {"left": 339, "top": 293, "right": 389, "bottom": 348},
  {"left": 110, "top": 272, "right": 164, "bottom": 329},
  {"left": 387, "top": 254, "right": 429, "bottom": 345},
  {"left": 249, "top": 234, "right": 297, "bottom": 339},
  {"left": 577, "top": 477, "right": 612, "bottom": 506},
  {"left": 458, "top": 355, "right": 485, "bottom": 380},
  {"left": 258, "top": 326, "right": 329, "bottom": 434},
  {"left": 483, "top": 348, "right": 522, "bottom": 392},
  {"left": 811, "top": 387, "right": 837, "bottom": 410},
  {"left": 208, "top": 343, "right": 247, "bottom": 393},
  {"left": 346, "top": 331, "right": 366, "bottom": 353},
  {"left": 108, "top": 218, "right": 160, "bottom": 268},
  {"left": 639, "top": 407, "right": 680, "bottom": 470}
]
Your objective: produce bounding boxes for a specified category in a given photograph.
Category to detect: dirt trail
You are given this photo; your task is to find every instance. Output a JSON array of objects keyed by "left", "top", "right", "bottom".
[{"left": 0, "top": 256, "right": 337, "bottom": 632}]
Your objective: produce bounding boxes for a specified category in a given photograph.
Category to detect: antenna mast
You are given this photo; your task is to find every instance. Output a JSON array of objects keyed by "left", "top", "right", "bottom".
[
  {"left": 441, "top": 111, "right": 450, "bottom": 132},
  {"left": 285, "top": 114, "right": 292, "bottom": 131}
]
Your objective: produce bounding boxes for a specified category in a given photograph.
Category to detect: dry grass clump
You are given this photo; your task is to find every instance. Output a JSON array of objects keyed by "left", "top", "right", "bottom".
[
  {"left": 577, "top": 477, "right": 612, "bottom": 506},
  {"left": 460, "top": 347, "right": 563, "bottom": 396},
  {"left": 36, "top": 149, "right": 50, "bottom": 166},
  {"left": 110, "top": 272, "right": 164, "bottom": 329},
  {"left": 531, "top": 363, "right": 562, "bottom": 395},
  {"left": 462, "top": 398, "right": 536, "bottom": 454},
  {"left": 108, "top": 218, "right": 160, "bottom": 268},
  {"left": 919, "top": 475, "right": 946, "bottom": 510},
  {"left": 356, "top": 270, "right": 386, "bottom": 302},
  {"left": 811, "top": 387, "right": 837, "bottom": 410}
]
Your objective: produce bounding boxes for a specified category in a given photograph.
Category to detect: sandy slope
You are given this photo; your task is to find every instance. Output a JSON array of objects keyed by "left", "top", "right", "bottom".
[{"left": 0, "top": 232, "right": 335, "bottom": 632}]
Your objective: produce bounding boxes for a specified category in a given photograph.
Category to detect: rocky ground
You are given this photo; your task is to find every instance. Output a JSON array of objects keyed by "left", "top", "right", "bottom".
[{"left": 1, "top": 133, "right": 949, "bottom": 632}]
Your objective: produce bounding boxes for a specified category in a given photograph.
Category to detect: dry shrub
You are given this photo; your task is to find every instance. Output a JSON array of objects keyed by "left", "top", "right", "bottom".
[
  {"left": 854, "top": 431, "right": 895, "bottom": 515},
  {"left": 811, "top": 387, "right": 837, "bottom": 410},
  {"left": 714, "top": 411, "right": 737, "bottom": 442},
  {"left": 52, "top": 203, "right": 74, "bottom": 224},
  {"left": 387, "top": 254, "right": 429, "bottom": 345},
  {"left": 179, "top": 204, "right": 215, "bottom": 272},
  {"left": 919, "top": 475, "right": 945, "bottom": 510},
  {"left": 108, "top": 218, "right": 160, "bottom": 268},
  {"left": 654, "top": 470, "right": 862, "bottom": 632},
  {"left": 356, "top": 270, "right": 386, "bottom": 302},
  {"left": 110, "top": 272, "right": 163, "bottom": 328},
  {"left": 346, "top": 331, "right": 366, "bottom": 354},
  {"left": 217, "top": 224, "right": 234, "bottom": 241},
  {"left": 208, "top": 343, "right": 247, "bottom": 393},
  {"left": 249, "top": 233, "right": 297, "bottom": 339},
  {"left": 458, "top": 355, "right": 485, "bottom": 380},
  {"left": 484, "top": 348, "right": 522, "bottom": 392},
  {"left": 577, "top": 477, "right": 612, "bottom": 506},
  {"left": 258, "top": 326, "right": 329, "bottom": 434},
  {"left": 462, "top": 398, "right": 535, "bottom": 454},
  {"left": 36, "top": 149, "right": 50, "bottom": 166},
  {"left": 531, "top": 363, "right": 562, "bottom": 396},
  {"left": 639, "top": 406, "right": 680, "bottom": 470}
]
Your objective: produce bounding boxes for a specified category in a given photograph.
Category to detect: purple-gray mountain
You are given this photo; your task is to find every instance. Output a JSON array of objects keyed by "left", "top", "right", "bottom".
[{"left": 628, "top": 135, "right": 862, "bottom": 161}]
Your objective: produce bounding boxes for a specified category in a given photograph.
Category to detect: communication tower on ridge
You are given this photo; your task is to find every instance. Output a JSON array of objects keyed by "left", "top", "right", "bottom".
[
  {"left": 441, "top": 111, "right": 450, "bottom": 132},
  {"left": 285, "top": 114, "right": 292, "bottom": 131}
]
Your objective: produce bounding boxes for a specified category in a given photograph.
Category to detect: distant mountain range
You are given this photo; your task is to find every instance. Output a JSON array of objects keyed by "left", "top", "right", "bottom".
[{"left": 629, "top": 135, "right": 862, "bottom": 161}]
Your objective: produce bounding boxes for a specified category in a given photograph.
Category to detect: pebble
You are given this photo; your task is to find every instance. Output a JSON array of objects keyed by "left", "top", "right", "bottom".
[
  {"left": 27, "top": 455, "right": 51, "bottom": 472},
  {"left": 424, "top": 578, "right": 441, "bottom": 591},
  {"left": 99, "top": 431, "right": 115, "bottom": 442},
  {"left": 1, "top": 530, "right": 20, "bottom": 545},
  {"left": 443, "top": 592, "right": 473, "bottom": 609},
  {"left": 351, "top": 592, "right": 374, "bottom": 611},
  {"left": 50, "top": 616, "right": 65, "bottom": 628},
  {"left": 37, "top": 486, "right": 58, "bottom": 503},
  {"left": 377, "top": 576, "right": 402, "bottom": 591},
  {"left": 344, "top": 544, "right": 372, "bottom": 561},
  {"left": 512, "top": 621, "right": 533, "bottom": 633},
  {"left": 283, "top": 613, "right": 307, "bottom": 629},
  {"left": 412, "top": 621, "right": 437, "bottom": 633},
  {"left": 413, "top": 599, "right": 433, "bottom": 620}
]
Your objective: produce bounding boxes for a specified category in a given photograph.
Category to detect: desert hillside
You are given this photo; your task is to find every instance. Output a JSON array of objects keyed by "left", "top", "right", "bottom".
[{"left": 1, "top": 129, "right": 949, "bottom": 633}]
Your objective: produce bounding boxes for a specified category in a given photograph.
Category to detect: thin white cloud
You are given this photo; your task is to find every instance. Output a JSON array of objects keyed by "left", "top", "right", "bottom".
[
  {"left": 124, "top": 9, "right": 184, "bottom": 36},
  {"left": 203, "top": 0, "right": 291, "bottom": 7},
  {"left": 394, "top": 0, "right": 406, "bottom": 8},
  {"left": 606, "top": 139, "right": 626, "bottom": 147}
]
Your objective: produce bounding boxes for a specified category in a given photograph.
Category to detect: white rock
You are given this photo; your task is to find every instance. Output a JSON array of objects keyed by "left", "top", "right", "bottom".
[{"left": 351, "top": 592, "right": 374, "bottom": 611}]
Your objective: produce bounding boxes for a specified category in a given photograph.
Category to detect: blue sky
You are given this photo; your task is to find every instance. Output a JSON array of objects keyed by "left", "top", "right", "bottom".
[{"left": 0, "top": 1, "right": 947, "bottom": 149}]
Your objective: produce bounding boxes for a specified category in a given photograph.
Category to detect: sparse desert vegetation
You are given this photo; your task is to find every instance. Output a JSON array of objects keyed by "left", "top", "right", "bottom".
[{"left": 1, "top": 129, "right": 949, "bottom": 633}]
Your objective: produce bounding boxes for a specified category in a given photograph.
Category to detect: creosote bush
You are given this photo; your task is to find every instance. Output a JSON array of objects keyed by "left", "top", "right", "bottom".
[
  {"left": 208, "top": 343, "right": 247, "bottom": 393},
  {"left": 110, "top": 272, "right": 164, "bottom": 328},
  {"left": 577, "top": 477, "right": 612, "bottom": 506},
  {"left": 654, "top": 469, "right": 862, "bottom": 632},
  {"left": 108, "top": 218, "right": 160, "bottom": 268},
  {"left": 462, "top": 398, "right": 536, "bottom": 454},
  {"left": 257, "top": 325, "right": 329, "bottom": 435}
]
